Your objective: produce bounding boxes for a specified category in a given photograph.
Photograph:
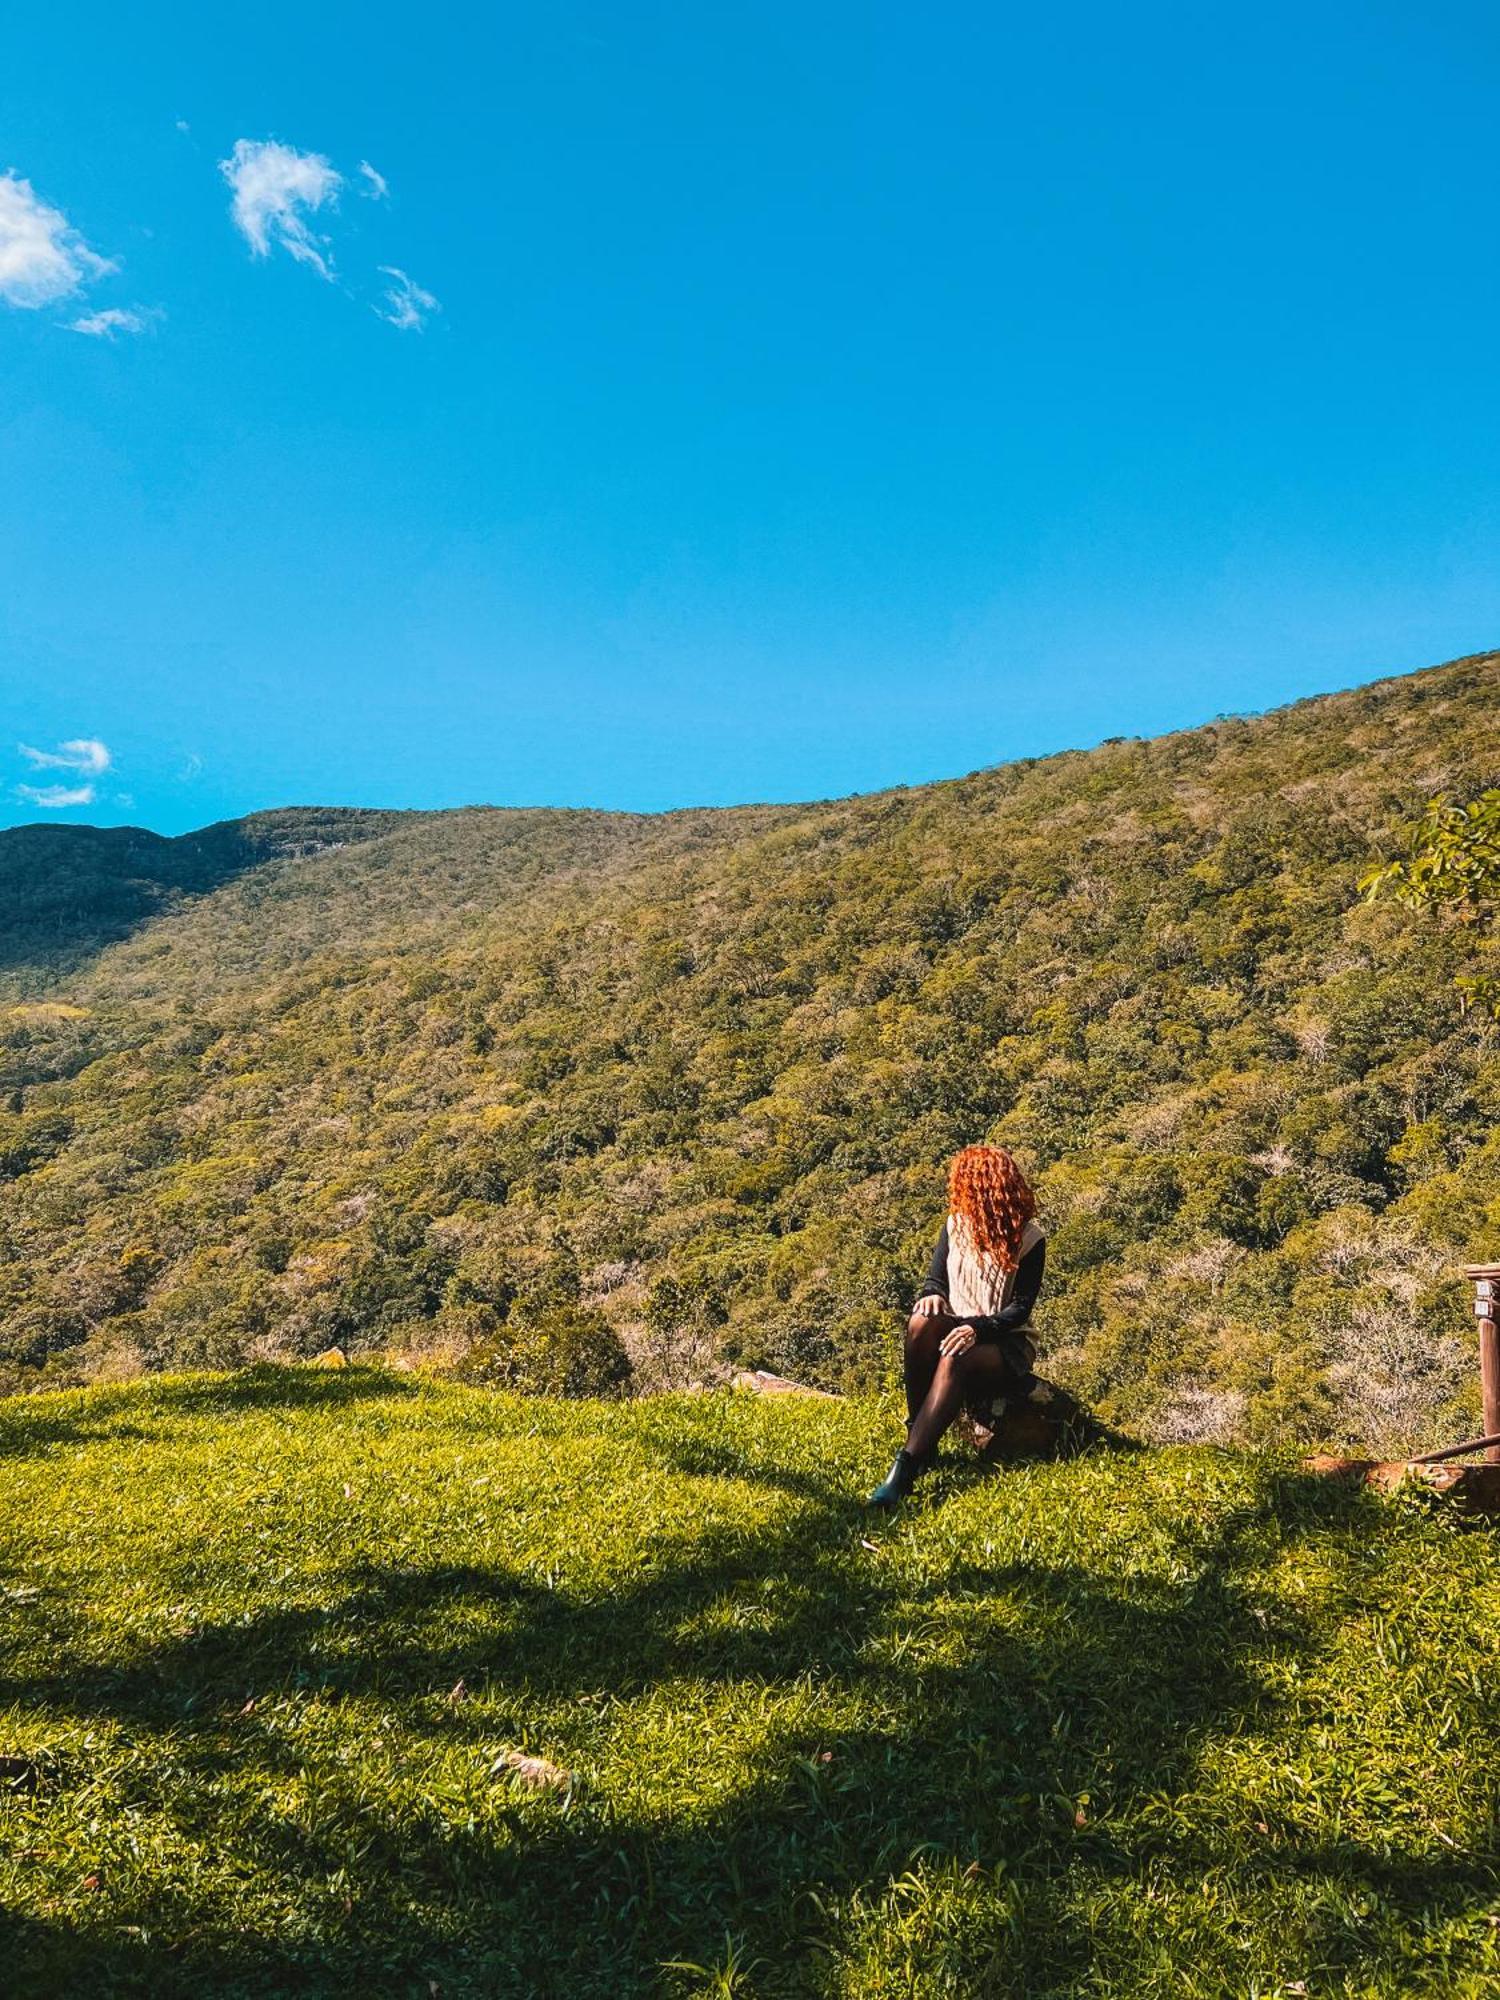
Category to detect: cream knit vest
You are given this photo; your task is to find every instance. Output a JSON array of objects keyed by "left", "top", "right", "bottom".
[{"left": 946, "top": 1212, "right": 1044, "bottom": 1322}]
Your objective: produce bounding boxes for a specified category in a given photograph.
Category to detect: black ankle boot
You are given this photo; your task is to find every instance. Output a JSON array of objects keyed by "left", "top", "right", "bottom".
[
  {"left": 904, "top": 1417, "right": 938, "bottom": 1467},
  {"left": 866, "top": 1447, "right": 923, "bottom": 1509}
]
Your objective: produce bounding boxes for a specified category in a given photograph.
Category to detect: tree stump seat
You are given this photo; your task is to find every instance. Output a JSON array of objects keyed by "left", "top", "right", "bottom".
[{"left": 968, "top": 1380, "right": 1111, "bottom": 1460}]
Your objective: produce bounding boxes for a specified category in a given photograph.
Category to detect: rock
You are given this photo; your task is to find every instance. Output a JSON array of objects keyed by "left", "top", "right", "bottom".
[
  {"left": 1303, "top": 1454, "right": 1500, "bottom": 1514},
  {"left": 489, "top": 1747, "right": 571, "bottom": 1791},
  {"left": 731, "top": 1369, "right": 841, "bottom": 1400},
  {"left": 308, "top": 1346, "right": 349, "bottom": 1370}
]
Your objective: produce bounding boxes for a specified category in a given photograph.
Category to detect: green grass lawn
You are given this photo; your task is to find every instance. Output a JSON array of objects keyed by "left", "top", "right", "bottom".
[{"left": 1, "top": 1371, "right": 1497, "bottom": 1998}]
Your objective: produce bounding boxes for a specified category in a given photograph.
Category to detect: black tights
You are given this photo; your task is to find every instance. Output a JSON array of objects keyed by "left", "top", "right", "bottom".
[{"left": 903, "top": 1309, "right": 1013, "bottom": 1463}]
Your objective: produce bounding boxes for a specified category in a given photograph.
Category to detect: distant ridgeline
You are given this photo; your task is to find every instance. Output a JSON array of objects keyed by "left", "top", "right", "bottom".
[
  {"left": 0, "top": 808, "right": 412, "bottom": 982},
  {"left": 2, "top": 651, "right": 1498, "bottom": 1451}
]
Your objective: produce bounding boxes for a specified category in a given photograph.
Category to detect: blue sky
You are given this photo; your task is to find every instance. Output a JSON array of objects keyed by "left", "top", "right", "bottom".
[{"left": 3, "top": 2, "right": 1498, "bottom": 834}]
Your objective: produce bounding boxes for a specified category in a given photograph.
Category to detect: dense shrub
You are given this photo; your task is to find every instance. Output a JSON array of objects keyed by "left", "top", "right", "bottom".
[{"left": 458, "top": 1305, "right": 633, "bottom": 1398}]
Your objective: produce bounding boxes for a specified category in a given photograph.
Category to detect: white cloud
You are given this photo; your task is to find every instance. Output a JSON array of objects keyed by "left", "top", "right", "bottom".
[
  {"left": 69, "top": 304, "right": 162, "bottom": 339},
  {"left": 376, "top": 265, "right": 439, "bottom": 331},
  {"left": 20, "top": 737, "right": 112, "bottom": 776},
  {"left": 17, "top": 782, "right": 95, "bottom": 809},
  {"left": 0, "top": 171, "right": 115, "bottom": 308},
  {"left": 220, "top": 139, "right": 342, "bottom": 279},
  {"left": 219, "top": 143, "right": 440, "bottom": 324}
]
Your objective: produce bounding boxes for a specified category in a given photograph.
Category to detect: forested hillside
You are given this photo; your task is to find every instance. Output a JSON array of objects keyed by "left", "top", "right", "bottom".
[{"left": 3, "top": 651, "right": 1498, "bottom": 1448}]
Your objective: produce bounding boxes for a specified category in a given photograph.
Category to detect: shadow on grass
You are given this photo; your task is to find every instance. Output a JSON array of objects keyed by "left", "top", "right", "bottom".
[
  {"left": 0, "top": 1409, "right": 154, "bottom": 1462},
  {"left": 0, "top": 1367, "right": 420, "bottom": 1462},
  {"left": 632, "top": 1384, "right": 1132, "bottom": 1508},
  {"left": 143, "top": 1365, "right": 423, "bottom": 1418},
  {"left": 4, "top": 1452, "right": 1494, "bottom": 1998}
]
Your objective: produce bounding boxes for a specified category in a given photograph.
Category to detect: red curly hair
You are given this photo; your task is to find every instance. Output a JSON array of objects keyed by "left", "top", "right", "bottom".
[{"left": 948, "top": 1144, "right": 1036, "bottom": 1274}]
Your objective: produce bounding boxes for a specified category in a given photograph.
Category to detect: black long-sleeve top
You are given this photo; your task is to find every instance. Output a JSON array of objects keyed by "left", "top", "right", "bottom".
[{"left": 915, "top": 1224, "right": 1046, "bottom": 1344}]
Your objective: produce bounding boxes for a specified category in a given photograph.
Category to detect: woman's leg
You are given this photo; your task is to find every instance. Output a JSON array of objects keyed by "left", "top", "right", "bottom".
[
  {"left": 905, "top": 1309, "right": 975, "bottom": 1426},
  {"left": 905, "top": 1339, "right": 1011, "bottom": 1463},
  {"left": 903, "top": 1309, "right": 953, "bottom": 1425}
]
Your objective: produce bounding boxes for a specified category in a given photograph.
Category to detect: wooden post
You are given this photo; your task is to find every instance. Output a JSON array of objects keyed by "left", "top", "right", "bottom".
[{"left": 1464, "top": 1265, "right": 1500, "bottom": 1466}]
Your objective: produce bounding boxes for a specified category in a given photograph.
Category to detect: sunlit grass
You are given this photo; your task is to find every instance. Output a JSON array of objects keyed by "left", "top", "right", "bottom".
[{"left": 2, "top": 1368, "right": 1497, "bottom": 1996}]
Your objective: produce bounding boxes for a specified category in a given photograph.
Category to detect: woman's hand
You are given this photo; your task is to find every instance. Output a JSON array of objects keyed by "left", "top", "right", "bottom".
[
  {"left": 911, "top": 1294, "right": 949, "bottom": 1319},
  {"left": 940, "top": 1323, "right": 977, "bottom": 1359}
]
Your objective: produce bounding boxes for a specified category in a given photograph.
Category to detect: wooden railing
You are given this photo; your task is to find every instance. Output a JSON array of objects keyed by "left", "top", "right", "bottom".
[{"left": 1463, "top": 1264, "right": 1500, "bottom": 1466}]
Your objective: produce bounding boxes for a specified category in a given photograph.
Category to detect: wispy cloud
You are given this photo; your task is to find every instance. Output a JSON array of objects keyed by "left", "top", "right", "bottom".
[
  {"left": 69, "top": 304, "right": 162, "bottom": 339},
  {"left": 17, "top": 782, "right": 96, "bottom": 809},
  {"left": 220, "top": 139, "right": 342, "bottom": 279},
  {"left": 0, "top": 171, "right": 115, "bottom": 309},
  {"left": 14, "top": 739, "right": 111, "bottom": 810},
  {"left": 220, "top": 140, "right": 438, "bottom": 327},
  {"left": 20, "top": 737, "right": 112, "bottom": 776},
  {"left": 376, "top": 265, "right": 439, "bottom": 331}
]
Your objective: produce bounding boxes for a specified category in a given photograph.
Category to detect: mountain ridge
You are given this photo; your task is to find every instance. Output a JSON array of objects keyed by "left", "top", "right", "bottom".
[
  {"left": 3, "top": 647, "right": 1498, "bottom": 1447},
  {"left": 7, "top": 639, "right": 1494, "bottom": 856}
]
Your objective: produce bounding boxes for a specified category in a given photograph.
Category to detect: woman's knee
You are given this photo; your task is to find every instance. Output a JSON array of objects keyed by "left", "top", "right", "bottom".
[
  {"left": 906, "top": 1311, "right": 942, "bottom": 1345},
  {"left": 937, "top": 1339, "right": 997, "bottom": 1386},
  {"left": 932, "top": 1343, "right": 973, "bottom": 1384}
]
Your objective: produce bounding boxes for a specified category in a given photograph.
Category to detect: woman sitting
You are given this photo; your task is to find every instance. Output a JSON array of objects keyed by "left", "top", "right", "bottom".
[{"left": 867, "top": 1143, "right": 1046, "bottom": 1508}]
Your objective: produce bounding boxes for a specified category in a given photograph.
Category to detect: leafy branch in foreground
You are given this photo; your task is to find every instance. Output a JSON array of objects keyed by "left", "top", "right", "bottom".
[{"left": 1361, "top": 788, "right": 1500, "bottom": 1017}]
